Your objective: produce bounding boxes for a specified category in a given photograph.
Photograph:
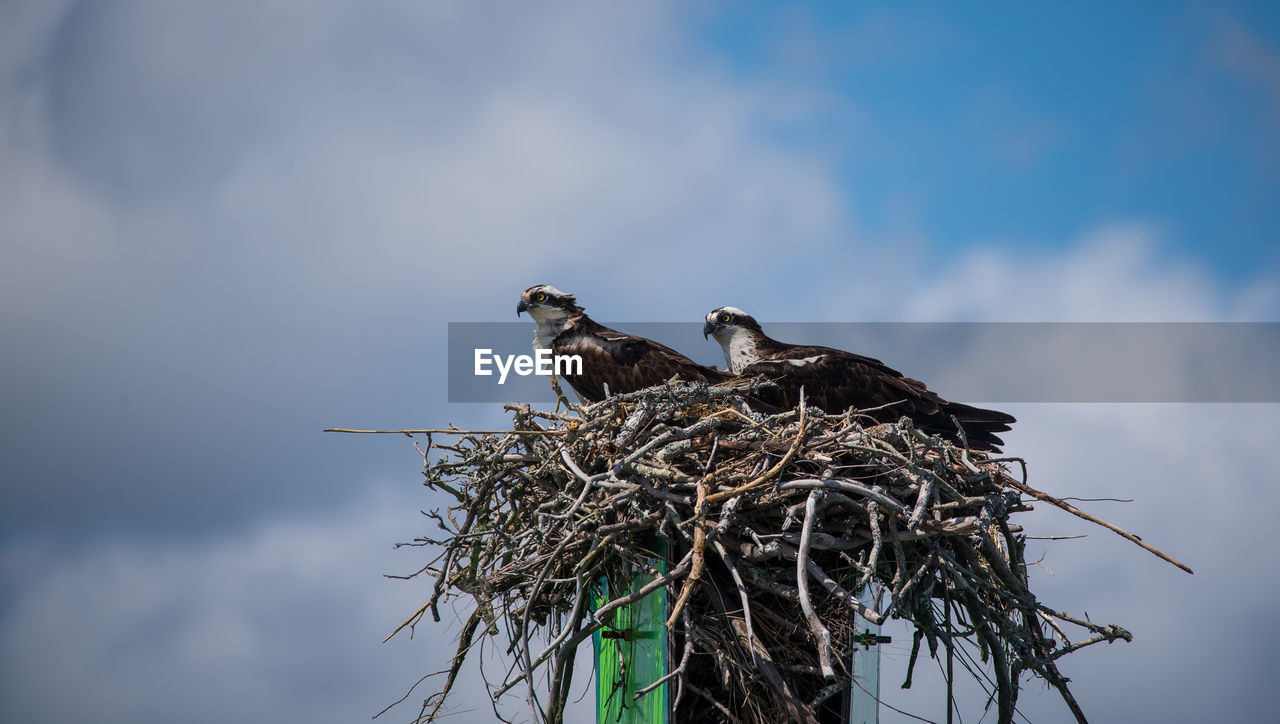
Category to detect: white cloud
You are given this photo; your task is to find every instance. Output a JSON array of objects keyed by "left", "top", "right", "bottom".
[
  {"left": 0, "top": 0, "right": 851, "bottom": 339},
  {"left": 903, "top": 223, "right": 1278, "bottom": 322}
]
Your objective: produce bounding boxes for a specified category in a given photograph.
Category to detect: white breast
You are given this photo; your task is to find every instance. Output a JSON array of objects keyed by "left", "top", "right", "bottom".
[
  {"left": 724, "top": 328, "right": 761, "bottom": 374},
  {"left": 530, "top": 309, "right": 570, "bottom": 350}
]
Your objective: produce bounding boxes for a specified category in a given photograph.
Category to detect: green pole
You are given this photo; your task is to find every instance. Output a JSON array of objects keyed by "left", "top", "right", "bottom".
[{"left": 592, "top": 536, "right": 669, "bottom": 724}]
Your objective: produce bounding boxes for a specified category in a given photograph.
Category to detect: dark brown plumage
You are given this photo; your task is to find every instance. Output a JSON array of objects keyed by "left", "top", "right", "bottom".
[
  {"left": 704, "top": 306, "right": 1016, "bottom": 451},
  {"left": 517, "top": 285, "right": 727, "bottom": 403}
]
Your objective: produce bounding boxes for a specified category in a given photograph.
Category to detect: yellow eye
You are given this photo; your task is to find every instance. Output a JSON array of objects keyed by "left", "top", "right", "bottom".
[
  {"left": 535, "top": 292, "right": 546, "bottom": 302},
  {"left": 720, "top": 313, "right": 731, "bottom": 323}
]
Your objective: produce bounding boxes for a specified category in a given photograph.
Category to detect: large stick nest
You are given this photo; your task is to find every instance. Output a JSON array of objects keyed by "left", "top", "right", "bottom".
[{"left": 382, "top": 382, "right": 1177, "bottom": 724}]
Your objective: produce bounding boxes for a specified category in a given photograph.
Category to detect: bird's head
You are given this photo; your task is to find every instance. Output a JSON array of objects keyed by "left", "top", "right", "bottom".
[
  {"left": 704, "top": 306, "right": 764, "bottom": 373},
  {"left": 517, "top": 284, "right": 580, "bottom": 322},
  {"left": 702, "top": 306, "right": 761, "bottom": 342}
]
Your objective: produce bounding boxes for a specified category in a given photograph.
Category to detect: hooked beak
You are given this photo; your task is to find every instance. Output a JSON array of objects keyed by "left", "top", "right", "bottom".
[
  {"left": 516, "top": 299, "right": 530, "bottom": 317},
  {"left": 702, "top": 321, "right": 718, "bottom": 339}
]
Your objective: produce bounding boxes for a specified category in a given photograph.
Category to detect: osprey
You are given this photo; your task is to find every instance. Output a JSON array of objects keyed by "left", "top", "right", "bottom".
[
  {"left": 703, "top": 306, "right": 1016, "bottom": 451},
  {"left": 516, "top": 285, "right": 728, "bottom": 403}
]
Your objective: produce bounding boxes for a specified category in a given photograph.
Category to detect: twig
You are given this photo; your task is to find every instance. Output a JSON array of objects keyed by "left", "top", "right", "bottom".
[
  {"left": 325, "top": 428, "right": 566, "bottom": 435},
  {"left": 1006, "top": 479, "right": 1194, "bottom": 574},
  {"left": 797, "top": 490, "right": 836, "bottom": 679},
  {"left": 706, "top": 389, "right": 808, "bottom": 503}
]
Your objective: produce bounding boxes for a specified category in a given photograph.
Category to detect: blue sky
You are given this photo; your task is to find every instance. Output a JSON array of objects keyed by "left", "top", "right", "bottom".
[
  {"left": 702, "top": 1, "right": 1280, "bottom": 277},
  {"left": 1, "top": 2, "right": 1278, "bottom": 723}
]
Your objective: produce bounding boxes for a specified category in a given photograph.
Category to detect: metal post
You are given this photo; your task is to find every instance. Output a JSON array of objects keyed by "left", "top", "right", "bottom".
[{"left": 848, "top": 584, "right": 881, "bottom": 724}]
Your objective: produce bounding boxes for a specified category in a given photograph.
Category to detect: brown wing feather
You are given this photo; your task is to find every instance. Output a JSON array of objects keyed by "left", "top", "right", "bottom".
[
  {"left": 740, "top": 354, "right": 937, "bottom": 419},
  {"left": 553, "top": 321, "right": 726, "bottom": 403},
  {"left": 742, "top": 346, "right": 1015, "bottom": 451}
]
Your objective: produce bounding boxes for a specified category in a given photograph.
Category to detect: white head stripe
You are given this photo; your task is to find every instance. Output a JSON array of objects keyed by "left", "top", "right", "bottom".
[
  {"left": 783, "top": 355, "right": 825, "bottom": 366},
  {"left": 535, "top": 285, "right": 569, "bottom": 297},
  {"left": 708, "top": 306, "right": 749, "bottom": 321}
]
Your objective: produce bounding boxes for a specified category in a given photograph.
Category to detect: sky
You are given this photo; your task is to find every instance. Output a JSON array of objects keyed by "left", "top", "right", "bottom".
[{"left": 1, "top": 1, "right": 1278, "bottom": 722}]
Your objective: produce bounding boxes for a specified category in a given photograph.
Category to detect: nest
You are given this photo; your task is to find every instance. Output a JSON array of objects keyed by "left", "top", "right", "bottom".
[{"left": 373, "top": 382, "right": 1188, "bottom": 724}]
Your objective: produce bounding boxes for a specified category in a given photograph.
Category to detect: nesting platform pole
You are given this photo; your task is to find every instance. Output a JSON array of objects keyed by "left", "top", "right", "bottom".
[{"left": 593, "top": 537, "right": 669, "bottom": 724}]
